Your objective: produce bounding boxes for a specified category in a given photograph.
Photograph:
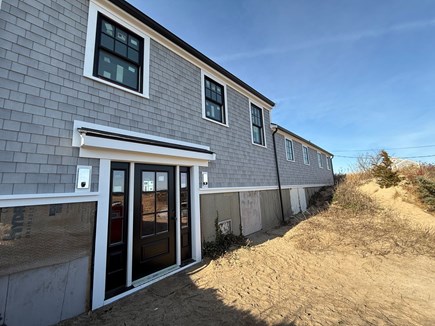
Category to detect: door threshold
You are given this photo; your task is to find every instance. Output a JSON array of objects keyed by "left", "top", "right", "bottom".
[
  {"left": 102, "top": 260, "right": 199, "bottom": 307},
  {"left": 132, "top": 264, "right": 179, "bottom": 288}
]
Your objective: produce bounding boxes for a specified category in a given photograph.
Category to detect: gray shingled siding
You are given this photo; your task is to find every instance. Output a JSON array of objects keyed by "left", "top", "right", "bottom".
[
  {"left": 275, "top": 133, "right": 334, "bottom": 186},
  {"left": 0, "top": 0, "right": 279, "bottom": 195}
]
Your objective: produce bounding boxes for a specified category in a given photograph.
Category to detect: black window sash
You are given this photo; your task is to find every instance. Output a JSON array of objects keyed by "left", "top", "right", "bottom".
[
  {"left": 94, "top": 13, "right": 144, "bottom": 92},
  {"left": 204, "top": 77, "right": 225, "bottom": 123},
  {"left": 251, "top": 104, "right": 264, "bottom": 145}
]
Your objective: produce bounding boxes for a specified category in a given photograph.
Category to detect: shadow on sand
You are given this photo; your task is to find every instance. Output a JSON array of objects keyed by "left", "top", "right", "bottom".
[{"left": 60, "top": 261, "right": 296, "bottom": 326}]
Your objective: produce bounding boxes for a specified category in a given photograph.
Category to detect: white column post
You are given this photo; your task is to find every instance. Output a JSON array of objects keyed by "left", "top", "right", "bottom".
[
  {"left": 126, "top": 163, "right": 135, "bottom": 286},
  {"left": 92, "top": 159, "right": 110, "bottom": 310},
  {"left": 191, "top": 165, "right": 202, "bottom": 261},
  {"left": 175, "top": 166, "right": 181, "bottom": 266}
]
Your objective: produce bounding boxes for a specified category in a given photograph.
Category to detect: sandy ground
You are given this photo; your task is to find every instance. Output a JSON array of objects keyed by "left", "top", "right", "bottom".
[
  {"left": 360, "top": 180, "right": 435, "bottom": 230},
  {"left": 62, "top": 185, "right": 435, "bottom": 326}
]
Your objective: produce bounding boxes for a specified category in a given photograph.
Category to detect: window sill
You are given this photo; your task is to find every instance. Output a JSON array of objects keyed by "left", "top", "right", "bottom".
[
  {"left": 202, "top": 116, "right": 229, "bottom": 128},
  {"left": 286, "top": 159, "right": 295, "bottom": 162},
  {"left": 252, "top": 141, "right": 267, "bottom": 149},
  {"left": 84, "top": 74, "right": 149, "bottom": 99}
]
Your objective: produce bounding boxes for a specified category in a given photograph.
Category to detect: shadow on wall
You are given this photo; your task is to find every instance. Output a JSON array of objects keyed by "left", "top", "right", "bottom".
[{"left": 59, "top": 262, "right": 296, "bottom": 326}]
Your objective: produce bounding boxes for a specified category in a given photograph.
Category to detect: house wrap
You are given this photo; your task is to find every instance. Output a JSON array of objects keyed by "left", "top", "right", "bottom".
[{"left": 0, "top": 0, "right": 334, "bottom": 324}]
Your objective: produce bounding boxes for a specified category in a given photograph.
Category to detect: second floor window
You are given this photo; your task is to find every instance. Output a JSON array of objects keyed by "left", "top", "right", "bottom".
[
  {"left": 204, "top": 77, "right": 225, "bottom": 124},
  {"left": 318, "top": 152, "right": 323, "bottom": 168},
  {"left": 95, "top": 14, "right": 143, "bottom": 92},
  {"left": 251, "top": 104, "right": 265, "bottom": 146},
  {"left": 326, "top": 156, "right": 331, "bottom": 170},
  {"left": 285, "top": 139, "right": 294, "bottom": 161},
  {"left": 303, "top": 146, "right": 310, "bottom": 165}
]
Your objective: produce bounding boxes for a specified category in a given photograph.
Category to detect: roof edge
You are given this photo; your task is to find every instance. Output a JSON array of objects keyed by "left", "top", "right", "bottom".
[
  {"left": 271, "top": 124, "right": 334, "bottom": 157},
  {"left": 108, "top": 0, "right": 275, "bottom": 107}
]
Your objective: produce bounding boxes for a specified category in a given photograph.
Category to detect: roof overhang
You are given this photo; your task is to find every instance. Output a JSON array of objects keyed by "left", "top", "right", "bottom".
[
  {"left": 73, "top": 121, "right": 216, "bottom": 166},
  {"left": 107, "top": 0, "right": 275, "bottom": 108},
  {"left": 271, "top": 123, "right": 334, "bottom": 157}
]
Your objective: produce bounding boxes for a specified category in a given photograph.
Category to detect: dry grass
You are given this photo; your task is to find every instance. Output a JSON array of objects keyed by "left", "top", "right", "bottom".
[
  {"left": 292, "top": 174, "right": 435, "bottom": 258},
  {"left": 400, "top": 164, "right": 435, "bottom": 211}
]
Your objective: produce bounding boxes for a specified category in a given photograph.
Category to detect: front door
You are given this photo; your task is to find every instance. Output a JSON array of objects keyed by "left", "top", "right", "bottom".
[{"left": 133, "top": 164, "right": 176, "bottom": 280}]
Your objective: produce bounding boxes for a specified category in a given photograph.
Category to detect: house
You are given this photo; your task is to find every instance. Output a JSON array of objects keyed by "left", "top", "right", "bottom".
[{"left": 0, "top": 0, "right": 334, "bottom": 324}]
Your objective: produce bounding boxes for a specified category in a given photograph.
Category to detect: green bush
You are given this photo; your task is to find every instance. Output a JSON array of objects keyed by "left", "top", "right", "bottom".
[
  {"left": 416, "top": 177, "right": 435, "bottom": 211},
  {"left": 372, "top": 150, "right": 401, "bottom": 188}
]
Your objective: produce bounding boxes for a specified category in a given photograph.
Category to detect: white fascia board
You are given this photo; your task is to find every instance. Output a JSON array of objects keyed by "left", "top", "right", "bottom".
[
  {"left": 199, "top": 183, "right": 332, "bottom": 194},
  {"left": 79, "top": 147, "right": 212, "bottom": 167},
  {"left": 72, "top": 121, "right": 210, "bottom": 151},
  {"left": 80, "top": 135, "right": 215, "bottom": 163},
  {"left": 90, "top": 0, "right": 273, "bottom": 111},
  {"left": 0, "top": 192, "right": 99, "bottom": 208}
]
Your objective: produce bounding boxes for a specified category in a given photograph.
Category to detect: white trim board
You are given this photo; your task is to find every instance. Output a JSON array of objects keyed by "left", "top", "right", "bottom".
[
  {"left": 199, "top": 184, "right": 331, "bottom": 195},
  {"left": 0, "top": 192, "right": 99, "bottom": 208},
  {"left": 72, "top": 120, "right": 210, "bottom": 151},
  {"left": 103, "top": 261, "right": 200, "bottom": 306}
]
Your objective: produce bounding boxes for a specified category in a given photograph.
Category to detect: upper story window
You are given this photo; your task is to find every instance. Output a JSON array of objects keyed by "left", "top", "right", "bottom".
[
  {"left": 303, "top": 146, "right": 310, "bottom": 165},
  {"left": 204, "top": 76, "right": 226, "bottom": 124},
  {"left": 83, "top": 1, "right": 150, "bottom": 98},
  {"left": 95, "top": 15, "right": 143, "bottom": 92},
  {"left": 285, "top": 139, "right": 294, "bottom": 161},
  {"left": 326, "top": 156, "right": 331, "bottom": 170},
  {"left": 251, "top": 104, "right": 265, "bottom": 146},
  {"left": 317, "top": 152, "right": 323, "bottom": 168}
]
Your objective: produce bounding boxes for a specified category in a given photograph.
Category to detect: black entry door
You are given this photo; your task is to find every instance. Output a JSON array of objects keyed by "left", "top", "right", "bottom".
[{"left": 133, "top": 164, "right": 176, "bottom": 280}]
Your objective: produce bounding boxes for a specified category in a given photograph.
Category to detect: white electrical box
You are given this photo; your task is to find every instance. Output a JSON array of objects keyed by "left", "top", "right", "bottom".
[{"left": 76, "top": 166, "right": 92, "bottom": 191}]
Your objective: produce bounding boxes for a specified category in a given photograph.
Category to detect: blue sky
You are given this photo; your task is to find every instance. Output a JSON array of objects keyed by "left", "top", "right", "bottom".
[{"left": 128, "top": 0, "right": 435, "bottom": 172}]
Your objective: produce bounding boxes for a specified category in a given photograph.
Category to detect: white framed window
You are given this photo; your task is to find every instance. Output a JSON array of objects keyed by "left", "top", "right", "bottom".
[
  {"left": 250, "top": 101, "right": 266, "bottom": 147},
  {"left": 285, "top": 139, "right": 294, "bottom": 161},
  {"left": 326, "top": 156, "right": 331, "bottom": 170},
  {"left": 317, "top": 152, "right": 323, "bottom": 168},
  {"left": 303, "top": 145, "right": 310, "bottom": 165},
  {"left": 84, "top": 0, "right": 150, "bottom": 98},
  {"left": 201, "top": 71, "right": 228, "bottom": 127}
]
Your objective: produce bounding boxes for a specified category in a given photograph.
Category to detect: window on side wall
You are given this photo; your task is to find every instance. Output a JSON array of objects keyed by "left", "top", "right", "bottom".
[
  {"left": 94, "top": 14, "right": 144, "bottom": 92},
  {"left": 326, "top": 156, "right": 331, "bottom": 170},
  {"left": 285, "top": 139, "right": 294, "bottom": 161},
  {"left": 204, "top": 76, "right": 226, "bottom": 124},
  {"left": 251, "top": 104, "right": 265, "bottom": 146},
  {"left": 317, "top": 152, "right": 323, "bottom": 168},
  {"left": 303, "top": 146, "right": 310, "bottom": 165}
]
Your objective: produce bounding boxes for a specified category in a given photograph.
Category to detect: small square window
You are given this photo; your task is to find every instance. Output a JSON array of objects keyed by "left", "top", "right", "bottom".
[
  {"left": 285, "top": 139, "right": 294, "bottom": 161},
  {"left": 303, "top": 146, "right": 310, "bottom": 165}
]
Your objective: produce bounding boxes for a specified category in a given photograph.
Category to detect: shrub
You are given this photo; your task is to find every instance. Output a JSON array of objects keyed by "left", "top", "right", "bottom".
[
  {"left": 372, "top": 150, "right": 401, "bottom": 188},
  {"left": 416, "top": 177, "right": 435, "bottom": 211}
]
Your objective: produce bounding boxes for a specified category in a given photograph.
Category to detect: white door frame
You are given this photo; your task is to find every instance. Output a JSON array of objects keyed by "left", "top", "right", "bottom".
[{"left": 71, "top": 122, "right": 214, "bottom": 309}]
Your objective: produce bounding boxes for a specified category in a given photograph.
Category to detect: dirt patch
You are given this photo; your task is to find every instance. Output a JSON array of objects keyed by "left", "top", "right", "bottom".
[{"left": 61, "top": 182, "right": 435, "bottom": 325}]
